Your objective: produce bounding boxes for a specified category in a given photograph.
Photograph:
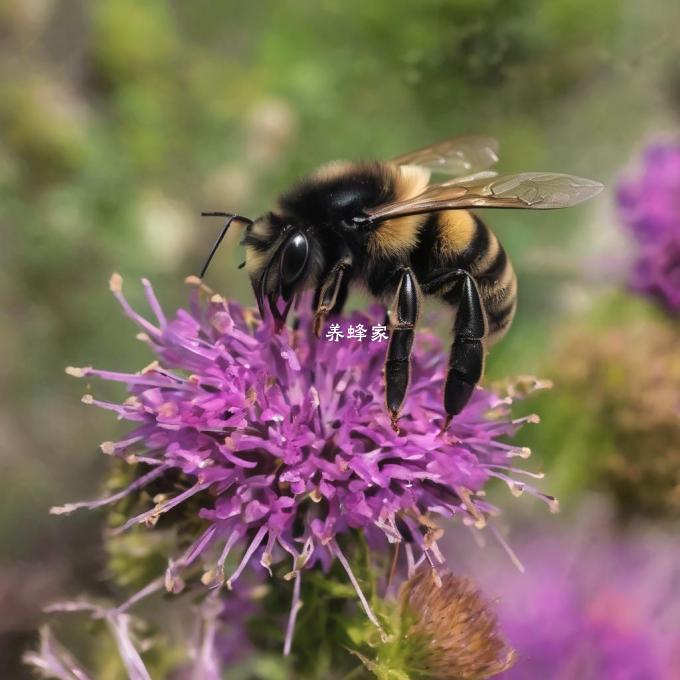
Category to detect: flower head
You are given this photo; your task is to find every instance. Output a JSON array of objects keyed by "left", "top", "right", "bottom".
[
  {"left": 57, "top": 275, "right": 552, "bottom": 647},
  {"left": 617, "top": 142, "right": 680, "bottom": 313},
  {"left": 399, "top": 569, "right": 515, "bottom": 679},
  {"left": 548, "top": 320, "right": 680, "bottom": 519}
]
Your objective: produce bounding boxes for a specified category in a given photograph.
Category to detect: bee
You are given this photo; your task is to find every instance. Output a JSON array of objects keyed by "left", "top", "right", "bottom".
[{"left": 200, "top": 136, "right": 602, "bottom": 431}]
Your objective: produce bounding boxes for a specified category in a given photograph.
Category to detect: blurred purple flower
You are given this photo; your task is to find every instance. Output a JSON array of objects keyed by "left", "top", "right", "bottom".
[
  {"left": 25, "top": 609, "right": 151, "bottom": 680},
  {"left": 56, "top": 275, "right": 553, "bottom": 649},
  {"left": 617, "top": 142, "right": 680, "bottom": 313},
  {"left": 24, "top": 626, "right": 94, "bottom": 680},
  {"left": 24, "top": 593, "right": 240, "bottom": 680},
  {"left": 451, "top": 507, "right": 680, "bottom": 680}
]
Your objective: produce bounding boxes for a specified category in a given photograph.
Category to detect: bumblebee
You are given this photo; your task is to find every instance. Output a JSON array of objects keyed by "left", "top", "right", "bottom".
[{"left": 200, "top": 136, "right": 602, "bottom": 430}]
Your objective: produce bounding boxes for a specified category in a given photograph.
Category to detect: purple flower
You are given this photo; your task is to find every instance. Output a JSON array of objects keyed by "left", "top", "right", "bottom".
[
  {"left": 56, "top": 274, "right": 553, "bottom": 649},
  {"left": 617, "top": 142, "right": 680, "bottom": 313},
  {"left": 448, "top": 507, "right": 680, "bottom": 680}
]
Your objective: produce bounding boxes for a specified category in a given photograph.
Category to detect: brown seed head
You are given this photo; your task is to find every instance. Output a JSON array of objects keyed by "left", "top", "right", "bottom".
[{"left": 400, "top": 569, "right": 515, "bottom": 679}]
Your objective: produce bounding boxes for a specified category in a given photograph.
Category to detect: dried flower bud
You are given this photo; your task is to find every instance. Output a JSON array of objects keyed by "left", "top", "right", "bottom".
[
  {"left": 399, "top": 569, "right": 515, "bottom": 680},
  {"left": 554, "top": 319, "right": 680, "bottom": 518}
]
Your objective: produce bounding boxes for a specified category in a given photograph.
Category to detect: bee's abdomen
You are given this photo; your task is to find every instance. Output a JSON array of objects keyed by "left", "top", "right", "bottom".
[
  {"left": 480, "top": 255, "right": 517, "bottom": 345},
  {"left": 432, "top": 211, "right": 517, "bottom": 346}
]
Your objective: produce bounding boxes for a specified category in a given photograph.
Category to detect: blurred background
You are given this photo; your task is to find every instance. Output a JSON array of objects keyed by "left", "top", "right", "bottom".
[{"left": 1, "top": 0, "right": 679, "bottom": 676}]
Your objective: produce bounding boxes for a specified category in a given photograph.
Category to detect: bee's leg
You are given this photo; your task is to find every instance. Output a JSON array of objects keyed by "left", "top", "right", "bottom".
[
  {"left": 330, "top": 276, "right": 350, "bottom": 315},
  {"left": 425, "top": 270, "right": 487, "bottom": 429},
  {"left": 312, "top": 258, "right": 352, "bottom": 337},
  {"left": 385, "top": 266, "right": 421, "bottom": 432},
  {"left": 422, "top": 269, "right": 487, "bottom": 428}
]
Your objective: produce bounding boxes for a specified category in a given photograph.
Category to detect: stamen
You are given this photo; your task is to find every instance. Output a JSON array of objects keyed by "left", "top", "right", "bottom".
[
  {"left": 114, "top": 577, "right": 165, "bottom": 614},
  {"left": 65, "top": 366, "right": 89, "bottom": 378},
  {"left": 331, "top": 540, "right": 386, "bottom": 638},
  {"left": 386, "top": 542, "right": 401, "bottom": 593},
  {"left": 71, "top": 367, "right": 191, "bottom": 390},
  {"left": 454, "top": 486, "right": 487, "bottom": 529},
  {"left": 23, "top": 626, "right": 94, "bottom": 680},
  {"left": 109, "top": 275, "right": 162, "bottom": 339},
  {"left": 193, "top": 594, "right": 222, "bottom": 676},
  {"left": 405, "top": 542, "right": 416, "bottom": 578},
  {"left": 109, "top": 273, "right": 123, "bottom": 293},
  {"left": 105, "top": 613, "right": 152, "bottom": 680},
  {"left": 50, "top": 465, "right": 169, "bottom": 515},
  {"left": 260, "top": 531, "right": 279, "bottom": 575},
  {"left": 98, "top": 434, "right": 148, "bottom": 456},
  {"left": 182, "top": 525, "right": 218, "bottom": 567},
  {"left": 112, "top": 481, "right": 212, "bottom": 534},
  {"left": 215, "top": 528, "right": 245, "bottom": 583},
  {"left": 374, "top": 519, "right": 402, "bottom": 543},
  {"left": 488, "top": 521, "right": 525, "bottom": 573},
  {"left": 45, "top": 601, "right": 106, "bottom": 617},
  {"left": 141, "top": 278, "right": 167, "bottom": 327},
  {"left": 79, "top": 395, "right": 144, "bottom": 420},
  {"left": 226, "top": 526, "right": 268, "bottom": 589},
  {"left": 283, "top": 570, "right": 302, "bottom": 656}
]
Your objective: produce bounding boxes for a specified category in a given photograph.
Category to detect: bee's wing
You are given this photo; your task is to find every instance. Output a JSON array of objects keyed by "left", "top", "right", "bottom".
[
  {"left": 362, "top": 172, "right": 604, "bottom": 222},
  {"left": 389, "top": 135, "right": 500, "bottom": 176}
]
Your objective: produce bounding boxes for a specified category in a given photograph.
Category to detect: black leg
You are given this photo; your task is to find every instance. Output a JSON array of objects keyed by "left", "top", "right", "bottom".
[
  {"left": 422, "top": 269, "right": 487, "bottom": 429},
  {"left": 312, "top": 258, "right": 352, "bottom": 337},
  {"left": 385, "top": 266, "right": 421, "bottom": 432}
]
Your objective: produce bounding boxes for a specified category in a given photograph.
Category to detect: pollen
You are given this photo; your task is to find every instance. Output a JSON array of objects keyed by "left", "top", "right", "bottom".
[
  {"left": 109, "top": 273, "right": 123, "bottom": 293},
  {"left": 65, "top": 366, "right": 87, "bottom": 377}
]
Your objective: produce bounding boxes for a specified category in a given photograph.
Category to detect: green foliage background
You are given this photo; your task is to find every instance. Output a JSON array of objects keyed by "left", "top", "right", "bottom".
[{"left": 1, "top": 0, "right": 679, "bottom": 676}]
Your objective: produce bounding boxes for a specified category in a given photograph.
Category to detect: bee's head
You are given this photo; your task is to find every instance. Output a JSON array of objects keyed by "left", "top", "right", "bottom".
[{"left": 242, "top": 212, "right": 323, "bottom": 330}]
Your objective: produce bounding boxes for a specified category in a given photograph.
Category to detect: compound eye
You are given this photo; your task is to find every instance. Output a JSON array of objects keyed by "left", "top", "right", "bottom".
[{"left": 280, "top": 232, "right": 309, "bottom": 289}]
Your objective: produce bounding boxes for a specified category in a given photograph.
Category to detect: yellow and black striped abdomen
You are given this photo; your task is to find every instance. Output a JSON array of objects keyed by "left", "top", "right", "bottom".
[{"left": 431, "top": 209, "right": 517, "bottom": 346}]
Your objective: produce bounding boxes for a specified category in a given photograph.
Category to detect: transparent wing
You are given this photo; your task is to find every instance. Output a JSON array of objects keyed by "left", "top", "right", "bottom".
[
  {"left": 362, "top": 172, "right": 604, "bottom": 222},
  {"left": 389, "top": 135, "right": 500, "bottom": 177}
]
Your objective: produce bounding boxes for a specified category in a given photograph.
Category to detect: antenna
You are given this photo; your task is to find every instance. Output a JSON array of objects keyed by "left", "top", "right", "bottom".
[{"left": 199, "top": 212, "right": 253, "bottom": 279}]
